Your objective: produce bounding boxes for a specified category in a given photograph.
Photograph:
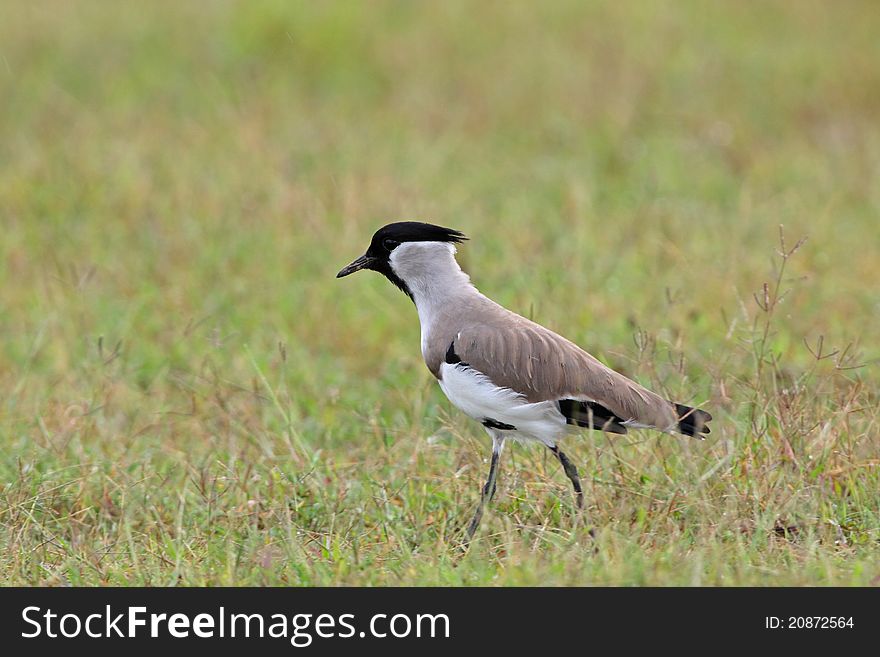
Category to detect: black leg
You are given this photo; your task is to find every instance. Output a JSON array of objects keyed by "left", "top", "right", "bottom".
[
  {"left": 550, "top": 445, "right": 583, "bottom": 509},
  {"left": 466, "top": 436, "right": 504, "bottom": 539}
]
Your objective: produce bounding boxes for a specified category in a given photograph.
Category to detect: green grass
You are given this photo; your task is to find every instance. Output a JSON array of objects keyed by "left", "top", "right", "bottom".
[{"left": 1, "top": 0, "right": 878, "bottom": 585}]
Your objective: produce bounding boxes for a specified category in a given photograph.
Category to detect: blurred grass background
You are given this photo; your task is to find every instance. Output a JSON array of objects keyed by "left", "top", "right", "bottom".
[{"left": 1, "top": 0, "right": 878, "bottom": 585}]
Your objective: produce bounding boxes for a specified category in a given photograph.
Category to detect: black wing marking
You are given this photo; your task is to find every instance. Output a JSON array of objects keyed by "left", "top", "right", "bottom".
[
  {"left": 558, "top": 399, "right": 628, "bottom": 435},
  {"left": 674, "top": 403, "right": 712, "bottom": 437},
  {"left": 482, "top": 418, "right": 516, "bottom": 431},
  {"left": 445, "top": 340, "right": 467, "bottom": 366}
]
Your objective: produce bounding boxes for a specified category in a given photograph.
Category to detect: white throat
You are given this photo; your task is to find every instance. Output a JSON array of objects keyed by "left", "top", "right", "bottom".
[{"left": 388, "top": 241, "right": 476, "bottom": 354}]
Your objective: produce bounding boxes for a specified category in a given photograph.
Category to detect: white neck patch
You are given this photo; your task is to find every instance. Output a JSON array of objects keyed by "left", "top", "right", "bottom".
[
  {"left": 388, "top": 241, "right": 458, "bottom": 282},
  {"left": 388, "top": 241, "right": 475, "bottom": 355}
]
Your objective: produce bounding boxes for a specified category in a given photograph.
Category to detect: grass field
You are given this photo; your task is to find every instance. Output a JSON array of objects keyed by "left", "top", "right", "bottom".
[{"left": 1, "top": 1, "right": 878, "bottom": 586}]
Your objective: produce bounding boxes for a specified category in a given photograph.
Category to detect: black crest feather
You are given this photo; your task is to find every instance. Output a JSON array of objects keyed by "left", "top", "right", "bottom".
[{"left": 370, "top": 222, "right": 467, "bottom": 246}]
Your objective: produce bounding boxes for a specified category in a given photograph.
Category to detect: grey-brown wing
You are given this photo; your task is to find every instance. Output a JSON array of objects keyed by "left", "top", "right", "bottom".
[{"left": 451, "top": 321, "right": 680, "bottom": 432}]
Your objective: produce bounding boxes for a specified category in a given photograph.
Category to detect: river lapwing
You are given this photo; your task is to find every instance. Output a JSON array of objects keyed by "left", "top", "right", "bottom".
[{"left": 337, "top": 222, "right": 711, "bottom": 538}]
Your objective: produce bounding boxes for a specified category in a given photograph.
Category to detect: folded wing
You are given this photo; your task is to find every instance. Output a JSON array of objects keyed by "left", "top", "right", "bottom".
[{"left": 451, "top": 320, "right": 710, "bottom": 437}]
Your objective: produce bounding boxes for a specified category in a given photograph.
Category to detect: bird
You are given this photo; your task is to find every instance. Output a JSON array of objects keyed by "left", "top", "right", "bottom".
[{"left": 337, "top": 221, "right": 711, "bottom": 539}]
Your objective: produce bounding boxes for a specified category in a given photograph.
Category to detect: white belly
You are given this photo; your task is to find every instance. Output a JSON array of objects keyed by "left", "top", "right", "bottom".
[{"left": 438, "top": 362, "right": 567, "bottom": 446}]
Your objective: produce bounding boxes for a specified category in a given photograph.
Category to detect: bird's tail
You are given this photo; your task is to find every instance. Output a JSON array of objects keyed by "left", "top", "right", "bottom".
[{"left": 673, "top": 403, "right": 712, "bottom": 438}]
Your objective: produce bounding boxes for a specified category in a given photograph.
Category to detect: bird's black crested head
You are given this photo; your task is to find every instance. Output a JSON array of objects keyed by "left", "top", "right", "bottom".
[
  {"left": 336, "top": 221, "right": 468, "bottom": 299},
  {"left": 364, "top": 222, "right": 467, "bottom": 259}
]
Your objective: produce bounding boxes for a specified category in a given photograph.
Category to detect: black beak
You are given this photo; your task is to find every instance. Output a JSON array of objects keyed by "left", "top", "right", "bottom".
[{"left": 336, "top": 254, "right": 376, "bottom": 278}]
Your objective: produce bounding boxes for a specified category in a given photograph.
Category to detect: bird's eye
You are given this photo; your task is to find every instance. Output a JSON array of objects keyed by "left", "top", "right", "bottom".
[{"left": 382, "top": 238, "right": 400, "bottom": 251}]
